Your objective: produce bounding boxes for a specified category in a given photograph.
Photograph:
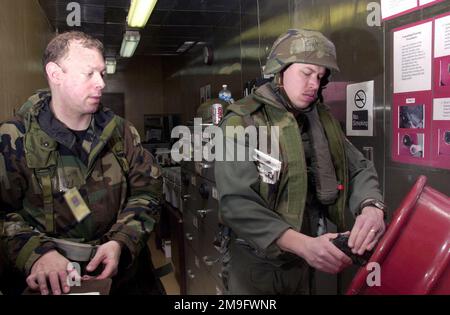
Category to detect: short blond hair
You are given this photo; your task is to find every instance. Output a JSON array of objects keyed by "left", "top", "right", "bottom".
[{"left": 43, "top": 31, "right": 104, "bottom": 69}]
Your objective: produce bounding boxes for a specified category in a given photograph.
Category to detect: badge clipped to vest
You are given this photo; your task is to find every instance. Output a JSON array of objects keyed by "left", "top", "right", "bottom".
[
  {"left": 252, "top": 149, "right": 282, "bottom": 185},
  {"left": 63, "top": 187, "right": 91, "bottom": 222}
]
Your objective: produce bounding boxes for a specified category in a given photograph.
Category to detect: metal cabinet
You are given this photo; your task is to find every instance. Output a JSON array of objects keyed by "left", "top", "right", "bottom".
[{"left": 181, "top": 166, "right": 224, "bottom": 295}]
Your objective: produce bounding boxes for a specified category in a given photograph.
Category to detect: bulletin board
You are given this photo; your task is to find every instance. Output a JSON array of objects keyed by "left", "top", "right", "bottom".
[{"left": 391, "top": 13, "right": 450, "bottom": 170}]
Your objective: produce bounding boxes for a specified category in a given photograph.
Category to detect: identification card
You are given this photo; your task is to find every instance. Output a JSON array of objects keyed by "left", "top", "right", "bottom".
[
  {"left": 63, "top": 187, "right": 91, "bottom": 222},
  {"left": 253, "top": 149, "right": 282, "bottom": 184}
]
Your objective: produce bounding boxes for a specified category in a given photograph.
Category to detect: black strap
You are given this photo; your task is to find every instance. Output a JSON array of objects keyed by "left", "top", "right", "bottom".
[
  {"left": 35, "top": 168, "right": 55, "bottom": 233},
  {"left": 153, "top": 263, "right": 173, "bottom": 278}
]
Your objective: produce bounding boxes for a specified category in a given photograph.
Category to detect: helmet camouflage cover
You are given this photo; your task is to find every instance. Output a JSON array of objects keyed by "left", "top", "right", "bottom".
[{"left": 263, "top": 29, "right": 339, "bottom": 75}]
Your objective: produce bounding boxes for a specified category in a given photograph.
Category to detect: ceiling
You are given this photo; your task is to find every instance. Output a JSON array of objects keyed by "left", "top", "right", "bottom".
[{"left": 38, "top": 0, "right": 242, "bottom": 62}]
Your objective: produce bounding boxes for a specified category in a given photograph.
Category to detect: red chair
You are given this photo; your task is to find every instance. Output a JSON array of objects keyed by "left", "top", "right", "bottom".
[{"left": 346, "top": 176, "right": 450, "bottom": 295}]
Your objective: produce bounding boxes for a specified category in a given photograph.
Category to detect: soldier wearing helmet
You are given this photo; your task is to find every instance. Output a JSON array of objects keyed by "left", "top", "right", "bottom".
[{"left": 215, "top": 29, "right": 386, "bottom": 294}]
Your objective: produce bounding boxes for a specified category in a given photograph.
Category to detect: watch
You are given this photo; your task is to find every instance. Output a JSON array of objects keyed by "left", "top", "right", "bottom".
[{"left": 358, "top": 199, "right": 387, "bottom": 218}]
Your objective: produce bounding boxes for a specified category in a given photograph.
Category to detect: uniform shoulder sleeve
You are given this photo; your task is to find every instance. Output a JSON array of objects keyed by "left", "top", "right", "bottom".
[
  {"left": 0, "top": 120, "right": 26, "bottom": 152},
  {"left": 345, "top": 138, "right": 383, "bottom": 216},
  {"left": 226, "top": 95, "right": 262, "bottom": 117},
  {"left": 104, "top": 120, "right": 162, "bottom": 265}
]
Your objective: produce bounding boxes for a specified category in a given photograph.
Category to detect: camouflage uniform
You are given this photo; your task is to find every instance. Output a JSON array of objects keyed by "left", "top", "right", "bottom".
[
  {"left": 0, "top": 91, "right": 164, "bottom": 294},
  {"left": 214, "top": 29, "right": 383, "bottom": 294}
]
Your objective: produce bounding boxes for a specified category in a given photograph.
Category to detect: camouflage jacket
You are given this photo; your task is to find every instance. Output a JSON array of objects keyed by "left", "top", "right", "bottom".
[
  {"left": 215, "top": 83, "right": 382, "bottom": 260},
  {"left": 0, "top": 91, "right": 162, "bottom": 275}
]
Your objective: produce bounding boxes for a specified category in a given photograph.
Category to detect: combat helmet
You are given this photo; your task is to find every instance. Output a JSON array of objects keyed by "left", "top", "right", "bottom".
[{"left": 263, "top": 29, "right": 339, "bottom": 75}]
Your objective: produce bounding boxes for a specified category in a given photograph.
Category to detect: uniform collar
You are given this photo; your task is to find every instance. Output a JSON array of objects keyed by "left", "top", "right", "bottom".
[
  {"left": 30, "top": 92, "right": 115, "bottom": 150},
  {"left": 253, "top": 82, "right": 319, "bottom": 116}
]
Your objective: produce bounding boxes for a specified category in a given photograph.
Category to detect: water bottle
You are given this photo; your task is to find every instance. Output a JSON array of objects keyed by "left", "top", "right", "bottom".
[{"left": 218, "top": 84, "right": 233, "bottom": 103}]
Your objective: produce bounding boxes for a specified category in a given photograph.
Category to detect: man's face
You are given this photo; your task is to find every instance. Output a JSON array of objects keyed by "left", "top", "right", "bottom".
[
  {"left": 282, "top": 63, "right": 326, "bottom": 110},
  {"left": 55, "top": 41, "right": 106, "bottom": 116}
]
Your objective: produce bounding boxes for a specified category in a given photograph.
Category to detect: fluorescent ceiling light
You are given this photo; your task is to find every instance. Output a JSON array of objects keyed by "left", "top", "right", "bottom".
[
  {"left": 105, "top": 58, "right": 117, "bottom": 74},
  {"left": 127, "top": 0, "right": 158, "bottom": 28},
  {"left": 120, "top": 31, "right": 141, "bottom": 58},
  {"left": 176, "top": 41, "right": 196, "bottom": 53}
]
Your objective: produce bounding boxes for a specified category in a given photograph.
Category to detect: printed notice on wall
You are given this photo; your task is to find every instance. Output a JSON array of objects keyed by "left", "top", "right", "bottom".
[
  {"left": 419, "top": 0, "right": 445, "bottom": 6},
  {"left": 419, "top": 0, "right": 435, "bottom": 5},
  {"left": 434, "top": 15, "right": 450, "bottom": 58},
  {"left": 346, "top": 81, "right": 374, "bottom": 137},
  {"left": 381, "top": 0, "right": 417, "bottom": 20},
  {"left": 433, "top": 98, "right": 450, "bottom": 120},
  {"left": 394, "top": 21, "right": 432, "bottom": 93},
  {"left": 392, "top": 17, "right": 450, "bottom": 169}
]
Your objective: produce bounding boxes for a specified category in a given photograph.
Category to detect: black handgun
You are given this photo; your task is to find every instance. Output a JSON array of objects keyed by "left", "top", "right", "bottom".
[{"left": 331, "top": 234, "right": 373, "bottom": 266}]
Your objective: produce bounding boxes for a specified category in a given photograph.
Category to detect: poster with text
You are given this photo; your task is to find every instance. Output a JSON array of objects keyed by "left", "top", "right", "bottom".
[
  {"left": 432, "top": 13, "right": 450, "bottom": 167},
  {"left": 419, "top": 0, "right": 445, "bottom": 7},
  {"left": 381, "top": 0, "right": 418, "bottom": 21},
  {"left": 392, "top": 20, "right": 433, "bottom": 167},
  {"left": 433, "top": 98, "right": 450, "bottom": 159},
  {"left": 382, "top": 0, "right": 445, "bottom": 21},
  {"left": 394, "top": 21, "right": 433, "bottom": 93},
  {"left": 392, "top": 16, "right": 450, "bottom": 170},
  {"left": 434, "top": 13, "right": 450, "bottom": 95}
]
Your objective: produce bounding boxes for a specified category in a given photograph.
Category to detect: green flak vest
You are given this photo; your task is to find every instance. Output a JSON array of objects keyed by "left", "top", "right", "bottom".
[{"left": 226, "top": 96, "right": 348, "bottom": 232}]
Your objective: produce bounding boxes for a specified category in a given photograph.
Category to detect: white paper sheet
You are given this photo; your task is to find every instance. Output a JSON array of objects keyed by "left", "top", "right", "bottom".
[
  {"left": 419, "top": 0, "right": 436, "bottom": 6},
  {"left": 433, "top": 98, "right": 450, "bottom": 120},
  {"left": 435, "top": 15, "right": 450, "bottom": 58},
  {"left": 381, "top": 0, "right": 417, "bottom": 20},
  {"left": 394, "top": 22, "right": 433, "bottom": 93}
]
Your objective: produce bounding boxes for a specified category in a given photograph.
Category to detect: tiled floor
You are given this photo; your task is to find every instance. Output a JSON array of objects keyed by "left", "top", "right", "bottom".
[{"left": 148, "top": 233, "right": 181, "bottom": 295}]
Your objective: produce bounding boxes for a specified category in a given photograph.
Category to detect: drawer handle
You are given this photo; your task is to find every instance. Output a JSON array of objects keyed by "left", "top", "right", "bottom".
[
  {"left": 202, "top": 256, "right": 219, "bottom": 266},
  {"left": 199, "top": 162, "right": 212, "bottom": 169},
  {"left": 197, "top": 209, "right": 212, "bottom": 218},
  {"left": 187, "top": 269, "right": 195, "bottom": 279},
  {"left": 182, "top": 194, "right": 191, "bottom": 201},
  {"left": 185, "top": 233, "right": 193, "bottom": 241}
]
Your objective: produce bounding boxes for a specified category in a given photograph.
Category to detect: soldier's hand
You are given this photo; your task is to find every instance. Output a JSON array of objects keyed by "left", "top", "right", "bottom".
[
  {"left": 300, "top": 233, "right": 352, "bottom": 274},
  {"left": 85, "top": 241, "right": 121, "bottom": 280},
  {"left": 277, "top": 229, "right": 351, "bottom": 274},
  {"left": 348, "top": 206, "right": 385, "bottom": 255},
  {"left": 26, "top": 250, "right": 72, "bottom": 295}
]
